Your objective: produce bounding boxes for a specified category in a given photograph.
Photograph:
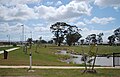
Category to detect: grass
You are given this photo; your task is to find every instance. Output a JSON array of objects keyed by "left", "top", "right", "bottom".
[
  {"left": 63, "top": 45, "right": 120, "bottom": 54},
  {"left": 0, "top": 68, "right": 120, "bottom": 77},
  {"left": 0, "top": 44, "right": 120, "bottom": 66},
  {"left": 0, "top": 45, "right": 72, "bottom": 66}
]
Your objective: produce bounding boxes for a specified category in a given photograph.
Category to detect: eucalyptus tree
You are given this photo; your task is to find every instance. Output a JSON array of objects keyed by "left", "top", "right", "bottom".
[
  {"left": 50, "top": 22, "right": 70, "bottom": 46},
  {"left": 80, "top": 39, "right": 84, "bottom": 45},
  {"left": 114, "top": 27, "right": 120, "bottom": 42},
  {"left": 38, "top": 37, "right": 42, "bottom": 46},
  {"left": 85, "top": 34, "right": 97, "bottom": 45},
  {"left": 27, "top": 38, "right": 32, "bottom": 49},
  {"left": 50, "top": 22, "right": 82, "bottom": 46},
  {"left": 108, "top": 35, "right": 116, "bottom": 46},
  {"left": 85, "top": 35, "right": 91, "bottom": 44},
  {"left": 82, "top": 34, "right": 98, "bottom": 73},
  {"left": 90, "top": 34, "right": 97, "bottom": 44},
  {"left": 97, "top": 33, "right": 104, "bottom": 44},
  {"left": 66, "top": 25, "right": 82, "bottom": 46}
]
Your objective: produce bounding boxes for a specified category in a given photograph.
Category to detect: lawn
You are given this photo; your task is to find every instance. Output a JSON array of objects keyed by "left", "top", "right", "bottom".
[
  {"left": 0, "top": 44, "right": 120, "bottom": 66},
  {"left": 0, "top": 68, "right": 120, "bottom": 77},
  {"left": 0, "top": 45, "right": 72, "bottom": 66}
]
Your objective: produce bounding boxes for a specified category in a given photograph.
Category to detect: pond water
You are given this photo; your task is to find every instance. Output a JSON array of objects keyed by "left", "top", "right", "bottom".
[{"left": 56, "top": 50, "right": 113, "bottom": 66}]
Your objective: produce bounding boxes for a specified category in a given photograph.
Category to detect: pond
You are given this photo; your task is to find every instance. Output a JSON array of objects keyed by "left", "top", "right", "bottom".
[{"left": 56, "top": 50, "right": 113, "bottom": 66}]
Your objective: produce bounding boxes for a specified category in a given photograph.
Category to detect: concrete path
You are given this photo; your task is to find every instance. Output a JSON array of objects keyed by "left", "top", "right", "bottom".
[
  {"left": 0, "top": 66, "right": 120, "bottom": 69},
  {"left": 0, "top": 47, "right": 20, "bottom": 54}
]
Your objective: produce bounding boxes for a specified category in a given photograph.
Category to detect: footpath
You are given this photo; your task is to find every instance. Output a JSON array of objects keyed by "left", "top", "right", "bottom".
[
  {"left": 0, "top": 47, "right": 20, "bottom": 54},
  {"left": 0, "top": 66, "right": 120, "bottom": 69}
]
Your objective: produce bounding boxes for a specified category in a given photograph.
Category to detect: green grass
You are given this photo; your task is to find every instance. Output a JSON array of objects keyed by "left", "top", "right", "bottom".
[
  {"left": 63, "top": 45, "right": 120, "bottom": 54},
  {"left": 0, "top": 68, "right": 120, "bottom": 77},
  {"left": 0, "top": 44, "right": 120, "bottom": 66},
  {"left": 0, "top": 45, "right": 72, "bottom": 66}
]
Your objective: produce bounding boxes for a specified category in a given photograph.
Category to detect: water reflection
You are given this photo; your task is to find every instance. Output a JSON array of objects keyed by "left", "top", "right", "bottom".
[{"left": 56, "top": 50, "right": 113, "bottom": 66}]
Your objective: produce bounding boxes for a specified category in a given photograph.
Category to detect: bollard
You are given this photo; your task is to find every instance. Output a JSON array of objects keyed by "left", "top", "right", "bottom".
[
  {"left": 4, "top": 50, "right": 8, "bottom": 59},
  {"left": 29, "top": 51, "right": 32, "bottom": 69},
  {"left": 28, "top": 51, "right": 35, "bottom": 72}
]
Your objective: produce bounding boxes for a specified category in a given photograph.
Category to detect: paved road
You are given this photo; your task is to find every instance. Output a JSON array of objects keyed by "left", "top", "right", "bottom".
[
  {"left": 0, "top": 66, "right": 120, "bottom": 69},
  {"left": 0, "top": 47, "right": 20, "bottom": 54}
]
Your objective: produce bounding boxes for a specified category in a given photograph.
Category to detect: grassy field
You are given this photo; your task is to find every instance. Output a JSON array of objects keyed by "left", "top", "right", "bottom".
[
  {"left": 0, "top": 68, "right": 120, "bottom": 77},
  {"left": 0, "top": 44, "right": 120, "bottom": 66}
]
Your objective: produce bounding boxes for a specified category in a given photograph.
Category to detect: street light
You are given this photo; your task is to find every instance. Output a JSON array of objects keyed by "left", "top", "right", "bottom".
[
  {"left": 21, "top": 25, "right": 24, "bottom": 52},
  {"left": 7, "top": 34, "right": 10, "bottom": 46},
  {"left": 30, "top": 31, "right": 32, "bottom": 39},
  {"left": 21, "top": 25, "right": 24, "bottom": 45}
]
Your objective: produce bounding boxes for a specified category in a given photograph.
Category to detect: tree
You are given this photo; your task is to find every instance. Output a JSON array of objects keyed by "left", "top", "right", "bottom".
[
  {"left": 66, "top": 25, "right": 82, "bottom": 46},
  {"left": 85, "top": 35, "right": 91, "bottom": 44},
  {"left": 48, "top": 40, "right": 53, "bottom": 44},
  {"left": 97, "top": 33, "right": 104, "bottom": 44},
  {"left": 108, "top": 35, "right": 116, "bottom": 46},
  {"left": 50, "top": 22, "right": 70, "bottom": 46},
  {"left": 27, "top": 38, "right": 32, "bottom": 49},
  {"left": 114, "top": 27, "right": 120, "bottom": 42},
  {"left": 36, "top": 37, "right": 42, "bottom": 47},
  {"left": 35, "top": 40, "right": 39, "bottom": 53},
  {"left": 85, "top": 34, "right": 97, "bottom": 45},
  {"left": 82, "top": 34, "right": 98, "bottom": 73},
  {"left": 50, "top": 22, "right": 82, "bottom": 46},
  {"left": 41, "top": 40, "right": 47, "bottom": 44},
  {"left": 90, "top": 34, "right": 97, "bottom": 44},
  {"left": 81, "top": 39, "right": 98, "bottom": 73},
  {"left": 66, "top": 32, "right": 82, "bottom": 46},
  {"left": 80, "top": 39, "right": 84, "bottom": 45}
]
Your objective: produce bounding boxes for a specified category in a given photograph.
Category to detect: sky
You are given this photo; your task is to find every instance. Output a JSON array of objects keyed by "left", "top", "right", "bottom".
[{"left": 0, "top": 0, "right": 120, "bottom": 42}]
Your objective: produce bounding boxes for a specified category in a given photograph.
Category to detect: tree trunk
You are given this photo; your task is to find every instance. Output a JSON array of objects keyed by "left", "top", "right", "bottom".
[
  {"left": 58, "top": 42, "right": 61, "bottom": 46},
  {"left": 92, "top": 47, "right": 98, "bottom": 70}
]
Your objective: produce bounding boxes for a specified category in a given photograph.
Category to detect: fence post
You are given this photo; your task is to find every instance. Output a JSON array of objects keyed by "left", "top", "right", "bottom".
[{"left": 113, "top": 53, "right": 115, "bottom": 67}]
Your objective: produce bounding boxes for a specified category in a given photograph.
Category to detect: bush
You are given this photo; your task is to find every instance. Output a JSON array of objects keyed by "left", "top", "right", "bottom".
[{"left": 13, "top": 43, "right": 17, "bottom": 47}]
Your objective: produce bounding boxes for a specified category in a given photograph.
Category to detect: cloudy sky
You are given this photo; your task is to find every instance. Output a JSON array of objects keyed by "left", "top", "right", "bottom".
[{"left": 0, "top": 0, "right": 120, "bottom": 42}]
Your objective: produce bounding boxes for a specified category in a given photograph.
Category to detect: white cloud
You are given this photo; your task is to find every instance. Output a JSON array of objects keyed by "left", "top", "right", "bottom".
[
  {"left": 33, "top": 24, "right": 49, "bottom": 32},
  {"left": 84, "top": 17, "right": 115, "bottom": 25},
  {"left": 76, "top": 22, "right": 86, "bottom": 26},
  {"left": 34, "top": 5, "right": 55, "bottom": 20},
  {"left": 0, "top": 0, "right": 92, "bottom": 22},
  {"left": 56, "top": 1, "right": 62, "bottom": 6},
  {"left": 0, "top": 23, "right": 32, "bottom": 34},
  {"left": 46, "top": 1, "right": 54, "bottom": 6},
  {"left": 0, "top": 0, "right": 42, "bottom": 6},
  {"left": 0, "top": 23, "right": 9, "bottom": 32},
  {"left": 35, "top": 1, "right": 92, "bottom": 22},
  {"left": 94, "top": 0, "right": 120, "bottom": 9},
  {"left": 0, "top": 4, "right": 38, "bottom": 21}
]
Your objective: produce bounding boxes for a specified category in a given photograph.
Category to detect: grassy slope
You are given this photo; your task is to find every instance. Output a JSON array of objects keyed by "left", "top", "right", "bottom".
[
  {"left": 0, "top": 68, "right": 120, "bottom": 77},
  {"left": 65, "top": 45, "right": 120, "bottom": 54},
  {"left": 0, "top": 45, "right": 120, "bottom": 66},
  {"left": 0, "top": 45, "right": 72, "bottom": 66}
]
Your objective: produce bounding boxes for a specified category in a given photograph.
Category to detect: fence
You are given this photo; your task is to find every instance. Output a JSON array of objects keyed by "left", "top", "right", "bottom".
[{"left": 113, "top": 53, "right": 120, "bottom": 67}]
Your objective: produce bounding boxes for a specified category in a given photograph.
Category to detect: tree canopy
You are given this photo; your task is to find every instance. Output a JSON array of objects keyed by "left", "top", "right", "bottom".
[{"left": 50, "top": 22, "right": 81, "bottom": 46}]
